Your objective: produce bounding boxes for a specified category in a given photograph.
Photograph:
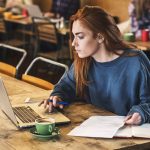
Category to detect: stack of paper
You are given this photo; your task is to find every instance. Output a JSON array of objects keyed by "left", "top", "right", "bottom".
[
  {"left": 115, "top": 124, "right": 150, "bottom": 138},
  {"left": 68, "top": 116, "right": 150, "bottom": 138},
  {"left": 68, "top": 116, "right": 125, "bottom": 138}
]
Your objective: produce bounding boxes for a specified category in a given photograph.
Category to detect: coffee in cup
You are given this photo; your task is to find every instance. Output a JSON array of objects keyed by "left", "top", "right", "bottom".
[{"left": 35, "top": 118, "right": 55, "bottom": 135}]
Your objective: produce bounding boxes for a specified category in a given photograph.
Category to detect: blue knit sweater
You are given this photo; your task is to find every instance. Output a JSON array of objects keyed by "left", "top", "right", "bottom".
[{"left": 51, "top": 49, "right": 150, "bottom": 124}]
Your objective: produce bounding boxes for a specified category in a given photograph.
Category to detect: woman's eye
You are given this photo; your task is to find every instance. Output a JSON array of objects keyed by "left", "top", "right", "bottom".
[
  {"left": 72, "top": 34, "right": 74, "bottom": 39},
  {"left": 78, "top": 36, "right": 84, "bottom": 39}
]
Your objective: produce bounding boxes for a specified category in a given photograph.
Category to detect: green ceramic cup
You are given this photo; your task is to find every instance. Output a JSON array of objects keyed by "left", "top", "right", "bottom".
[
  {"left": 35, "top": 118, "right": 55, "bottom": 135},
  {"left": 123, "top": 32, "right": 135, "bottom": 42}
]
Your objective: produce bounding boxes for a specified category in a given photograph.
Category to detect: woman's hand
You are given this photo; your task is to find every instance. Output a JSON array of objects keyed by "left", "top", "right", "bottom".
[
  {"left": 38, "top": 96, "right": 64, "bottom": 112},
  {"left": 124, "top": 112, "right": 142, "bottom": 125}
]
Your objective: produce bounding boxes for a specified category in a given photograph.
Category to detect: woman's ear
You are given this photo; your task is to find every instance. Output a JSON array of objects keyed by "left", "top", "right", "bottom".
[{"left": 96, "top": 33, "right": 104, "bottom": 43}]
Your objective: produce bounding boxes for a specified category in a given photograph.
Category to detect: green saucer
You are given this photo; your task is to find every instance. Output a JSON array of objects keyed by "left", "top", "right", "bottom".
[{"left": 30, "top": 127, "right": 60, "bottom": 140}]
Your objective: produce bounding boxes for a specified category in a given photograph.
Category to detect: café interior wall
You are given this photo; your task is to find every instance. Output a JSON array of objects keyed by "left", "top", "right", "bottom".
[{"left": 81, "top": 0, "right": 131, "bottom": 22}]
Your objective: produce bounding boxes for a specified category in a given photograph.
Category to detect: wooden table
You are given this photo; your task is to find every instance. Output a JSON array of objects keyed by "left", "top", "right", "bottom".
[
  {"left": 5, "top": 16, "right": 34, "bottom": 36},
  {"left": 0, "top": 73, "right": 150, "bottom": 150},
  {"left": 129, "top": 40, "right": 150, "bottom": 51},
  {"left": 5, "top": 17, "right": 69, "bottom": 35},
  {"left": 4, "top": 17, "right": 32, "bottom": 25}
]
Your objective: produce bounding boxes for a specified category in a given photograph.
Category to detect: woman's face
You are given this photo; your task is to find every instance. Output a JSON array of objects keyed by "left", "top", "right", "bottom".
[{"left": 72, "top": 20, "right": 101, "bottom": 58}]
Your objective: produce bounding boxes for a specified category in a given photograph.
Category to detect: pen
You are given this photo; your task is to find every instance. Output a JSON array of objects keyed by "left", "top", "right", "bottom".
[{"left": 48, "top": 99, "right": 69, "bottom": 106}]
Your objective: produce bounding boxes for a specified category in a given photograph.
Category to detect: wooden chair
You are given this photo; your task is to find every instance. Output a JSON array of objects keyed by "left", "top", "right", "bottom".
[
  {"left": 0, "top": 16, "right": 6, "bottom": 33},
  {"left": 32, "top": 17, "right": 61, "bottom": 60},
  {"left": 22, "top": 57, "right": 68, "bottom": 90},
  {"left": 0, "top": 44, "right": 27, "bottom": 77},
  {"left": 0, "top": 15, "right": 27, "bottom": 48}
]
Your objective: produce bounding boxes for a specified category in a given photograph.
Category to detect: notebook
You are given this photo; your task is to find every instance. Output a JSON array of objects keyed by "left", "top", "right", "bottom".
[
  {"left": 25, "top": 4, "right": 43, "bottom": 18},
  {"left": 0, "top": 78, "right": 70, "bottom": 128}
]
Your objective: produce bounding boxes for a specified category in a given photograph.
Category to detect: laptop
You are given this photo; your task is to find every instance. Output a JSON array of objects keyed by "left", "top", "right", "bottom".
[
  {"left": 25, "top": 4, "right": 43, "bottom": 18},
  {"left": 25, "top": 4, "right": 61, "bottom": 24},
  {"left": 0, "top": 78, "right": 70, "bottom": 129}
]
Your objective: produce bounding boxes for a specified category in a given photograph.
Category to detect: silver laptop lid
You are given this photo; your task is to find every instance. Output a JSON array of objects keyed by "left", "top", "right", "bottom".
[
  {"left": 0, "top": 78, "right": 18, "bottom": 126},
  {"left": 25, "top": 4, "right": 43, "bottom": 18}
]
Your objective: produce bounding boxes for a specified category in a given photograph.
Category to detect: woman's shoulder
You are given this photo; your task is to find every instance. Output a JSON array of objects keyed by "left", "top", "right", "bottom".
[
  {"left": 130, "top": 49, "right": 150, "bottom": 61},
  {"left": 127, "top": 49, "right": 150, "bottom": 68},
  {"left": 125, "top": 48, "right": 146, "bottom": 57}
]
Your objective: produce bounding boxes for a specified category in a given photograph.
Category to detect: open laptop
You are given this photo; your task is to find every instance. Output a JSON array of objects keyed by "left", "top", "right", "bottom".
[
  {"left": 25, "top": 4, "right": 43, "bottom": 18},
  {"left": 25, "top": 4, "right": 61, "bottom": 24},
  {"left": 0, "top": 78, "right": 70, "bottom": 129}
]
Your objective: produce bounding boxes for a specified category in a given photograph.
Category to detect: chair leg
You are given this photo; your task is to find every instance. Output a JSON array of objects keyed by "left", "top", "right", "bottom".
[{"left": 33, "top": 38, "right": 39, "bottom": 58}]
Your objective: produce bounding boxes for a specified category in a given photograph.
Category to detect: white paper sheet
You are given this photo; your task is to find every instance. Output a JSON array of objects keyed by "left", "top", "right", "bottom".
[
  {"left": 132, "top": 124, "right": 150, "bottom": 138},
  {"left": 68, "top": 116, "right": 125, "bottom": 138},
  {"left": 115, "top": 123, "right": 150, "bottom": 138},
  {"left": 114, "top": 125, "right": 132, "bottom": 137}
]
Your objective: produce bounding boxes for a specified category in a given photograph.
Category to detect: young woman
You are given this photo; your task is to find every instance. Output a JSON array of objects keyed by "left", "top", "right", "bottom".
[
  {"left": 40, "top": 6, "right": 150, "bottom": 125},
  {"left": 129, "top": 0, "right": 150, "bottom": 37}
]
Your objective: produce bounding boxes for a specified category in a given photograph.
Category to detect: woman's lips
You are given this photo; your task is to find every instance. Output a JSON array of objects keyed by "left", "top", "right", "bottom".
[{"left": 75, "top": 49, "right": 80, "bottom": 52}]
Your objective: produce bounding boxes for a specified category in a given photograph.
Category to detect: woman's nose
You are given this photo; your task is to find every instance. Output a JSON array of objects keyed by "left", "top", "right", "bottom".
[
  {"left": 72, "top": 38, "right": 77, "bottom": 46},
  {"left": 72, "top": 39, "right": 75, "bottom": 46}
]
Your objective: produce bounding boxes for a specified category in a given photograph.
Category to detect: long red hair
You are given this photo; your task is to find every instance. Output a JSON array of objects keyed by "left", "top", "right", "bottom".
[{"left": 69, "top": 6, "right": 131, "bottom": 98}]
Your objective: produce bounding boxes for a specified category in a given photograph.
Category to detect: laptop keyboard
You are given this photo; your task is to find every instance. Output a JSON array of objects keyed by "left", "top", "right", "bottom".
[{"left": 13, "top": 106, "right": 41, "bottom": 123}]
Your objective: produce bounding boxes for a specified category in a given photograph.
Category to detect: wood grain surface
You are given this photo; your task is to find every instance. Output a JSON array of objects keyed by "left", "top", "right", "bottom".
[{"left": 0, "top": 73, "right": 149, "bottom": 150}]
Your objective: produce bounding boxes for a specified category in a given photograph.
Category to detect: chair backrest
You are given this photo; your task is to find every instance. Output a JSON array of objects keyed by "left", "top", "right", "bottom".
[
  {"left": 32, "top": 17, "right": 59, "bottom": 44},
  {"left": 22, "top": 57, "right": 68, "bottom": 90},
  {"left": 0, "top": 16, "right": 6, "bottom": 33},
  {"left": 0, "top": 44, "right": 27, "bottom": 77},
  {"left": 32, "top": 17, "right": 61, "bottom": 58}
]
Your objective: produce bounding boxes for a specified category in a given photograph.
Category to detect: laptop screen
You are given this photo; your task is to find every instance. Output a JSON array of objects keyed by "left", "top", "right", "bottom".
[
  {"left": 0, "top": 78, "right": 18, "bottom": 126},
  {"left": 25, "top": 4, "right": 43, "bottom": 18}
]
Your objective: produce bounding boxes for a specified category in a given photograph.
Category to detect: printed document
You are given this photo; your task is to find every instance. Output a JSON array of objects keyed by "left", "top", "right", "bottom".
[
  {"left": 68, "top": 116, "right": 125, "bottom": 138},
  {"left": 68, "top": 116, "right": 150, "bottom": 138},
  {"left": 115, "top": 124, "right": 150, "bottom": 138}
]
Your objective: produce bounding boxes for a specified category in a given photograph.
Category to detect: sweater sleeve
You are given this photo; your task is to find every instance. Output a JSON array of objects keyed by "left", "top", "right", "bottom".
[
  {"left": 128, "top": 51, "right": 150, "bottom": 124},
  {"left": 50, "top": 64, "right": 76, "bottom": 102}
]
